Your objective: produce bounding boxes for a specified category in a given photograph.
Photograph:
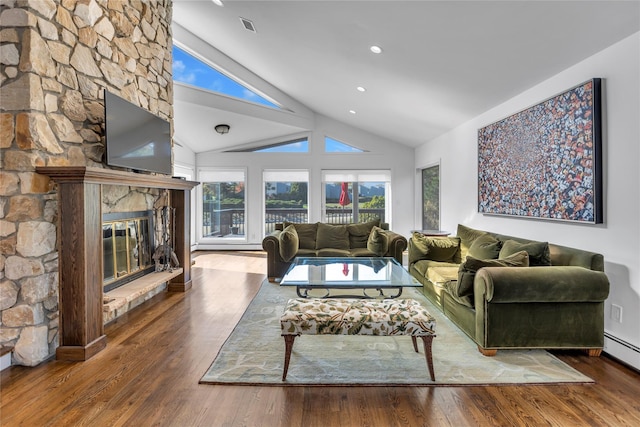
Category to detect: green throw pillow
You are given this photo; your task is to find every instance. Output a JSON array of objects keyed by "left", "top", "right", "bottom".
[
  {"left": 366, "top": 226, "right": 388, "bottom": 256},
  {"left": 315, "top": 223, "right": 350, "bottom": 250},
  {"left": 499, "top": 239, "right": 551, "bottom": 266},
  {"left": 284, "top": 221, "right": 317, "bottom": 250},
  {"left": 456, "top": 224, "right": 488, "bottom": 260},
  {"left": 454, "top": 250, "right": 530, "bottom": 305},
  {"left": 467, "top": 233, "right": 501, "bottom": 259},
  {"left": 410, "top": 233, "right": 460, "bottom": 265},
  {"left": 347, "top": 219, "right": 381, "bottom": 248},
  {"left": 278, "top": 225, "right": 299, "bottom": 262}
]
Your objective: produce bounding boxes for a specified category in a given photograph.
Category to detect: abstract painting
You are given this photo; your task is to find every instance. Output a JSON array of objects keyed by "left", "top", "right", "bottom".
[{"left": 478, "top": 79, "right": 602, "bottom": 223}]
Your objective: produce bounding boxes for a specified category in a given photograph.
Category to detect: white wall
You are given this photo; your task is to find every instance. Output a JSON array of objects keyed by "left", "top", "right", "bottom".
[
  {"left": 182, "top": 113, "right": 416, "bottom": 248},
  {"left": 415, "top": 32, "right": 640, "bottom": 369}
]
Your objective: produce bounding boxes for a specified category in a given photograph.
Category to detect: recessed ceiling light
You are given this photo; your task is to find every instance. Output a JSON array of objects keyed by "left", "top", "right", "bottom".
[
  {"left": 370, "top": 45, "right": 382, "bottom": 54},
  {"left": 211, "top": 0, "right": 224, "bottom": 6},
  {"left": 357, "top": 86, "right": 366, "bottom": 92},
  {"left": 349, "top": 110, "right": 356, "bottom": 114}
]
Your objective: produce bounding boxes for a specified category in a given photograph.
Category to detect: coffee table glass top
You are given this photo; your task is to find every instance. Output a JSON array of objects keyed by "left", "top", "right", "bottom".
[{"left": 280, "top": 257, "right": 420, "bottom": 298}]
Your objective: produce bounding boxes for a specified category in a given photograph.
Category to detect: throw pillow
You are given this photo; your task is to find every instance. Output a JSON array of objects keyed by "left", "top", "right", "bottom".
[
  {"left": 409, "top": 233, "right": 460, "bottom": 265},
  {"left": 454, "top": 250, "right": 530, "bottom": 302},
  {"left": 366, "top": 226, "right": 389, "bottom": 256},
  {"left": 347, "top": 219, "right": 381, "bottom": 248},
  {"left": 278, "top": 225, "right": 299, "bottom": 262},
  {"left": 284, "top": 221, "right": 317, "bottom": 250},
  {"left": 315, "top": 223, "right": 350, "bottom": 250},
  {"left": 499, "top": 239, "right": 551, "bottom": 266},
  {"left": 456, "top": 224, "right": 488, "bottom": 260},
  {"left": 467, "top": 233, "right": 502, "bottom": 259}
]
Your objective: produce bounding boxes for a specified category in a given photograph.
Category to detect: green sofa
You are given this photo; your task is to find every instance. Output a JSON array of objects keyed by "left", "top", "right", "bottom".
[
  {"left": 262, "top": 220, "right": 407, "bottom": 282},
  {"left": 408, "top": 224, "right": 610, "bottom": 356}
]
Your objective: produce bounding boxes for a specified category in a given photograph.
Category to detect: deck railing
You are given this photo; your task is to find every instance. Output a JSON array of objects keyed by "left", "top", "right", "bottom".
[{"left": 202, "top": 205, "right": 385, "bottom": 237}]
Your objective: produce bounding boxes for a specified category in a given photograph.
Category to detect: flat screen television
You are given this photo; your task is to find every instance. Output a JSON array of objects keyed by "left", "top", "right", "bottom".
[{"left": 104, "top": 89, "right": 172, "bottom": 175}]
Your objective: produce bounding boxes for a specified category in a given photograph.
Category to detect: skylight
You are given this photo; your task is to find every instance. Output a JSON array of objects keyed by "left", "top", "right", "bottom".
[
  {"left": 325, "top": 137, "right": 364, "bottom": 153},
  {"left": 172, "top": 45, "right": 279, "bottom": 109}
]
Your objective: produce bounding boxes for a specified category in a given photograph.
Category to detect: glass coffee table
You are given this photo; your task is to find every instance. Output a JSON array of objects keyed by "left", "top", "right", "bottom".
[{"left": 280, "top": 257, "right": 421, "bottom": 299}]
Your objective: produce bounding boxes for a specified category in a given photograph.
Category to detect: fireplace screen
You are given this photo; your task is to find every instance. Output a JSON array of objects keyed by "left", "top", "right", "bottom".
[{"left": 103, "top": 211, "right": 154, "bottom": 292}]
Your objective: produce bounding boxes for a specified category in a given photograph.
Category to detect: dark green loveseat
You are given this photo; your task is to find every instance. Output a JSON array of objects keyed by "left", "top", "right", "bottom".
[{"left": 408, "top": 224, "right": 610, "bottom": 356}]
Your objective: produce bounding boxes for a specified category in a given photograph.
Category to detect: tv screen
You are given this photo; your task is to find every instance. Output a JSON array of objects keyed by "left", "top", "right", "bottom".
[{"left": 104, "top": 90, "right": 172, "bottom": 175}]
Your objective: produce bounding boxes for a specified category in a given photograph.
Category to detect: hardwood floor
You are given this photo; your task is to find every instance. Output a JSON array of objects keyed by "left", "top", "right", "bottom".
[{"left": 2, "top": 251, "right": 639, "bottom": 426}]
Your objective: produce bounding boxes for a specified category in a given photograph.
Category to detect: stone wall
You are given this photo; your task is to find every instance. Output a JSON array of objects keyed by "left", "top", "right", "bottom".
[{"left": 0, "top": 0, "right": 173, "bottom": 366}]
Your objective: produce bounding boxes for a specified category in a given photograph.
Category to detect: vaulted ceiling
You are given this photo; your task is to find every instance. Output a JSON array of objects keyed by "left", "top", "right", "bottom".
[{"left": 172, "top": 0, "right": 639, "bottom": 153}]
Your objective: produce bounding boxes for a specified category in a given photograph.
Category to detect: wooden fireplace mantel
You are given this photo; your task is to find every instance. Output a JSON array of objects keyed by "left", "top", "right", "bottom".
[{"left": 36, "top": 166, "right": 199, "bottom": 361}]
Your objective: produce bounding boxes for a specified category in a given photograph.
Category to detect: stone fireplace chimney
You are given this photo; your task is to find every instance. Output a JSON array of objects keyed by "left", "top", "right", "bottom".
[{"left": 0, "top": 0, "right": 173, "bottom": 367}]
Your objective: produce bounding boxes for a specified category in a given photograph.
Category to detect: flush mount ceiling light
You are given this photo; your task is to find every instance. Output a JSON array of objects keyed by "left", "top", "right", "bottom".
[
  {"left": 215, "top": 124, "right": 230, "bottom": 134},
  {"left": 369, "top": 45, "right": 383, "bottom": 54}
]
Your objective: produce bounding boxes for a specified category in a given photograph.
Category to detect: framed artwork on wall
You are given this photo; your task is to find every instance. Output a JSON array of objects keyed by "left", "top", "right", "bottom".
[
  {"left": 478, "top": 78, "right": 603, "bottom": 224},
  {"left": 421, "top": 163, "right": 440, "bottom": 230}
]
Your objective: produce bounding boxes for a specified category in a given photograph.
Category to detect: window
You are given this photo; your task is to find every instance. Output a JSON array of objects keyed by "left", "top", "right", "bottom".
[
  {"left": 322, "top": 170, "right": 391, "bottom": 224},
  {"left": 325, "top": 136, "right": 364, "bottom": 153},
  {"left": 421, "top": 164, "right": 440, "bottom": 230},
  {"left": 264, "top": 170, "right": 309, "bottom": 234},
  {"left": 199, "top": 169, "right": 246, "bottom": 240},
  {"left": 227, "top": 138, "right": 309, "bottom": 153},
  {"left": 172, "top": 45, "right": 279, "bottom": 109}
]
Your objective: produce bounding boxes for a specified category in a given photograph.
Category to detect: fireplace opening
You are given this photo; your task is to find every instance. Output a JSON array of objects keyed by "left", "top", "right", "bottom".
[{"left": 103, "top": 210, "right": 155, "bottom": 292}]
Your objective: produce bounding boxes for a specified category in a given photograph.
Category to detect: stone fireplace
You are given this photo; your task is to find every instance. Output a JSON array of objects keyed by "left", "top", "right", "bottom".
[{"left": 0, "top": 0, "right": 175, "bottom": 366}]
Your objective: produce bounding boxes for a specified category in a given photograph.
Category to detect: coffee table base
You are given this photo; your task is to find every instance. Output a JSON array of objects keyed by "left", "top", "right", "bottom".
[{"left": 296, "top": 286, "right": 404, "bottom": 299}]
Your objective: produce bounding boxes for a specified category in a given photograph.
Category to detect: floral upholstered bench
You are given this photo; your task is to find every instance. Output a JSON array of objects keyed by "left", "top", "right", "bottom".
[{"left": 279, "top": 298, "right": 437, "bottom": 381}]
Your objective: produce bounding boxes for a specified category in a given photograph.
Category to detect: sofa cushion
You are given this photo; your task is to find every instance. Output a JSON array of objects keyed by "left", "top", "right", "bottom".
[
  {"left": 427, "top": 266, "right": 459, "bottom": 286},
  {"left": 456, "top": 224, "right": 488, "bottom": 260},
  {"left": 347, "top": 219, "right": 381, "bottom": 248},
  {"left": 366, "top": 226, "right": 389, "bottom": 256},
  {"left": 499, "top": 239, "right": 551, "bottom": 266},
  {"left": 316, "top": 248, "right": 351, "bottom": 257},
  {"left": 284, "top": 222, "right": 318, "bottom": 250},
  {"left": 315, "top": 223, "right": 350, "bottom": 250},
  {"left": 454, "top": 251, "right": 530, "bottom": 306},
  {"left": 278, "top": 224, "right": 299, "bottom": 262},
  {"left": 350, "top": 248, "right": 377, "bottom": 257},
  {"left": 410, "top": 233, "right": 460, "bottom": 265},
  {"left": 412, "top": 259, "right": 458, "bottom": 280},
  {"left": 467, "top": 233, "right": 501, "bottom": 259}
]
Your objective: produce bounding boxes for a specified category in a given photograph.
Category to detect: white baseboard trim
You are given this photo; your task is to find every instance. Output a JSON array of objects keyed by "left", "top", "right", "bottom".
[
  {"left": 604, "top": 333, "right": 640, "bottom": 371},
  {"left": 1, "top": 352, "right": 11, "bottom": 371}
]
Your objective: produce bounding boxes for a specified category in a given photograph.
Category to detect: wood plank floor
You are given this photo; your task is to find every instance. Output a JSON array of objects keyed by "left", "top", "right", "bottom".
[{"left": 2, "top": 251, "right": 640, "bottom": 426}]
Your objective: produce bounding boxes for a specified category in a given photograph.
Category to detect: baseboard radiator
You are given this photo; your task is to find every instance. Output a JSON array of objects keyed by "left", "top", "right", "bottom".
[{"left": 604, "top": 332, "right": 640, "bottom": 371}]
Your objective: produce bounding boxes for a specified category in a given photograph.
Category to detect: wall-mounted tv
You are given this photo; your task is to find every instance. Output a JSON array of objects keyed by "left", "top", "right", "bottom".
[{"left": 104, "top": 89, "right": 172, "bottom": 175}]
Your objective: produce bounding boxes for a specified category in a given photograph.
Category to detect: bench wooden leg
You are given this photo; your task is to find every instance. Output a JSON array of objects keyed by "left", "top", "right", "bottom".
[
  {"left": 282, "top": 335, "right": 296, "bottom": 381},
  {"left": 419, "top": 335, "right": 436, "bottom": 381},
  {"left": 411, "top": 336, "right": 419, "bottom": 353}
]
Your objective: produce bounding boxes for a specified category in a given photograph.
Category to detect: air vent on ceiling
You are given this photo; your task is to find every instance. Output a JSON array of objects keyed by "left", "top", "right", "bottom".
[{"left": 240, "top": 17, "right": 256, "bottom": 33}]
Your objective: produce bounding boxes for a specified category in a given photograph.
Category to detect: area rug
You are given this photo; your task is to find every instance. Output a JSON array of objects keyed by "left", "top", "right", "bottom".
[{"left": 200, "top": 281, "right": 593, "bottom": 386}]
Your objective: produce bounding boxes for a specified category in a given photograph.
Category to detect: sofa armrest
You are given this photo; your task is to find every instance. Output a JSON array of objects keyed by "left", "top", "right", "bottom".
[
  {"left": 262, "top": 231, "right": 286, "bottom": 281},
  {"left": 384, "top": 231, "right": 408, "bottom": 264},
  {"left": 474, "top": 266, "right": 610, "bottom": 304}
]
